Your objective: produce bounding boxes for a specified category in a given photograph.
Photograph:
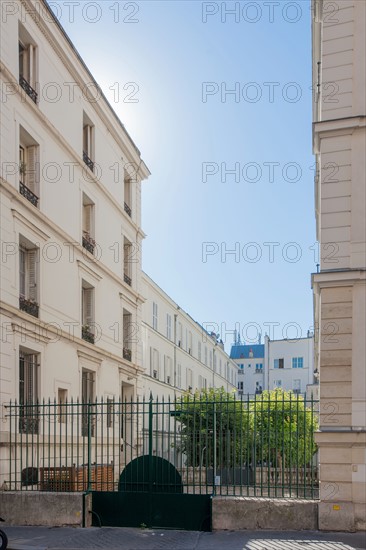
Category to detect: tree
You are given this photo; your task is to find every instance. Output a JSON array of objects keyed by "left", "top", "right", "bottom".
[
  {"left": 248, "top": 388, "right": 318, "bottom": 468},
  {"left": 174, "top": 387, "right": 318, "bottom": 470},
  {"left": 175, "top": 387, "right": 250, "bottom": 467}
]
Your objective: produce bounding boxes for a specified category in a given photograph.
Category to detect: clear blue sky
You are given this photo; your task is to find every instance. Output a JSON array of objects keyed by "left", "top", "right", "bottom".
[{"left": 51, "top": 0, "right": 316, "bottom": 350}]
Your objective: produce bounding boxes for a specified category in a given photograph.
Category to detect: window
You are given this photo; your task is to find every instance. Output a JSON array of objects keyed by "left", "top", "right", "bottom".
[
  {"left": 165, "top": 356, "right": 172, "bottom": 385},
  {"left": 238, "top": 381, "right": 243, "bottom": 391},
  {"left": 255, "top": 363, "right": 263, "bottom": 372},
  {"left": 106, "top": 398, "right": 114, "bottom": 428},
  {"left": 19, "top": 127, "right": 39, "bottom": 206},
  {"left": 209, "top": 350, "right": 213, "bottom": 369},
  {"left": 81, "top": 369, "right": 95, "bottom": 437},
  {"left": 166, "top": 314, "right": 172, "bottom": 340},
  {"left": 19, "top": 351, "right": 39, "bottom": 434},
  {"left": 273, "top": 380, "right": 282, "bottom": 388},
  {"left": 124, "top": 177, "right": 132, "bottom": 217},
  {"left": 123, "top": 310, "right": 132, "bottom": 361},
  {"left": 19, "top": 238, "right": 39, "bottom": 318},
  {"left": 123, "top": 238, "right": 132, "bottom": 286},
  {"left": 292, "top": 357, "right": 304, "bottom": 369},
  {"left": 83, "top": 112, "right": 94, "bottom": 171},
  {"left": 204, "top": 347, "right": 207, "bottom": 366},
  {"left": 58, "top": 388, "right": 67, "bottom": 424},
  {"left": 82, "top": 281, "right": 95, "bottom": 343},
  {"left": 177, "top": 322, "right": 183, "bottom": 347},
  {"left": 19, "top": 24, "right": 38, "bottom": 103},
  {"left": 187, "top": 368, "right": 193, "bottom": 390},
  {"left": 274, "top": 358, "right": 284, "bottom": 369},
  {"left": 151, "top": 348, "right": 159, "bottom": 379},
  {"left": 188, "top": 331, "right": 192, "bottom": 355},
  {"left": 293, "top": 379, "right": 301, "bottom": 394},
  {"left": 82, "top": 194, "right": 95, "bottom": 254},
  {"left": 219, "top": 359, "right": 222, "bottom": 375},
  {"left": 152, "top": 302, "right": 158, "bottom": 331},
  {"left": 213, "top": 353, "right": 217, "bottom": 372},
  {"left": 176, "top": 364, "right": 182, "bottom": 388}
]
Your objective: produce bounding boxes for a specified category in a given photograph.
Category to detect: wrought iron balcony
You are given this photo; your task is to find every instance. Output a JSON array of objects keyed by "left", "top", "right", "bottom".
[
  {"left": 124, "top": 202, "right": 132, "bottom": 217},
  {"left": 19, "top": 75, "right": 38, "bottom": 104},
  {"left": 82, "top": 231, "right": 95, "bottom": 255},
  {"left": 123, "top": 347, "right": 132, "bottom": 361},
  {"left": 83, "top": 151, "right": 94, "bottom": 172},
  {"left": 19, "top": 181, "right": 39, "bottom": 207},
  {"left": 19, "top": 296, "right": 39, "bottom": 318},
  {"left": 255, "top": 368, "right": 263, "bottom": 373},
  {"left": 124, "top": 273, "right": 132, "bottom": 286},
  {"left": 82, "top": 326, "right": 95, "bottom": 344}
]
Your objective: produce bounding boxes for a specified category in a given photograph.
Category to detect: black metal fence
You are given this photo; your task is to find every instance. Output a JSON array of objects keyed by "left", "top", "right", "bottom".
[{"left": 2, "top": 393, "right": 319, "bottom": 499}]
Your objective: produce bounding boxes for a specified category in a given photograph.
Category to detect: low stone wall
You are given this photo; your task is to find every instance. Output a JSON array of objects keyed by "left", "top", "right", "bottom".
[
  {"left": 212, "top": 497, "right": 318, "bottom": 531},
  {"left": 0, "top": 492, "right": 92, "bottom": 527}
]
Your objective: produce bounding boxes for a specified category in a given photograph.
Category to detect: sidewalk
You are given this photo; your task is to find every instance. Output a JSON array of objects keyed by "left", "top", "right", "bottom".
[{"left": 3, "top": 526, "right": 366, "bottom": 550}]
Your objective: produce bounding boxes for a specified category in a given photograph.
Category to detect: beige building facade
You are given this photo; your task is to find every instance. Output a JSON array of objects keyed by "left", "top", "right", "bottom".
[{"left": 312, "top": 0, "right": 366, "bottom": 531}]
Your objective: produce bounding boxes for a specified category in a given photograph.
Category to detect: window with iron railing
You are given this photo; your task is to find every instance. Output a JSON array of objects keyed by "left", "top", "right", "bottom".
[
  {"left": 82, "top": 194, "right": 95, "bottom": 254},
  {"left": 19, "top": 128, "right": 40, "bottom": 207},
  {"left": 19, "top": 240, "right": 39, "bottom": 318},
  {"left": 19, "top": 29, "right": 38, "bottom": 104},
  {"left": 123, "top": 238, "right": 133, "bottom": 286},
  {"left": 82, "top": 282, "right": 95, "bottom": 344},
  {"left": 19, "top": 351, "right": 39, "bottom": 434},
  {"left": 83, "top": 113, "right": 94, "bottom": 172}
]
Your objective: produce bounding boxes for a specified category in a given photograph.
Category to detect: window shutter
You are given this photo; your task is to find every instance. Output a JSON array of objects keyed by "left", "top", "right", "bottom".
[
  {"left": 19, "top": 248, "right": 26, "bottom": 296},
  {"left": 27, "top": 249, "right": 37, "bottom": 301},
  {"left": 83, "top": 205, "right": 92, "bottom": 234},
  {"left": 27, "top": 356, "right": 34, "bottom": 402},
  {"left": 83, "top": 288, "right": 93, "bottom": 326},
  {"left": 26, "top": 145, "right": 39, "bottom": 194}
]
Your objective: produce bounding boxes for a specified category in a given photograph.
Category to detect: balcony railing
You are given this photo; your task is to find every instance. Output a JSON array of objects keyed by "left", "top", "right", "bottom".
[
  {"left": 124, "top": 273, "right": 132, "bottom": 286},
  {"left": 83, "top": 151, "right": 94, "bottom": 172},
  {"left": 19, "top": 181, "right": 39, "bottom": 207},
  {"left": 82, "top": 326, "right": 95, "bottom": 344},
  {"left": 255, "top": 368, "right": 263, "bottom": 373},
  {"left": 124, "top": 202, "right": 132, "bottom": 217},
  {"left": 19, "top": 75, "right": 38, "bottom": 104},
  {"left": 82, "top": 231, "right": 95, "bottom": 255},
  {"left": 19, "top": 296, "right": 39, "bottom": 318},
  {"left": 123, "top": 347, "right": 132, "bottom": 361}
]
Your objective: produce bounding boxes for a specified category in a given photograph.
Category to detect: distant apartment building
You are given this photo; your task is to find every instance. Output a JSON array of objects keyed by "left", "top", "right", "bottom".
[
  {"left": 140, "top": 273, "right": 237, "bottom": 399},
  {"left": 231, "top": 335, "right": 315, "bottom": 397},
  {"left": 311, "top": 0, "right": 366, "bottom": 531}
]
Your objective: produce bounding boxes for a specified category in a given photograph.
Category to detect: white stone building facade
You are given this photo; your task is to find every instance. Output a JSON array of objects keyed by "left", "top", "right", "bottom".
[
  {"left": 0, "top": 0, "right": 150, "bottom": 410},
  {"left": 140, "top": 273, "right": 237, "bottom": 399}
]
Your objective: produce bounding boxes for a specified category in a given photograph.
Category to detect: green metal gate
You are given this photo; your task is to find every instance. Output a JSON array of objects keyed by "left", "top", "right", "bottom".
[{"left": 92, "top": 454, "right": 211, "bottom": 530}]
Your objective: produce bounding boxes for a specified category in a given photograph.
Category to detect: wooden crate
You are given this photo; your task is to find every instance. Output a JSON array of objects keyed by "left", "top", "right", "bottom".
[
  {"left": 40, "top": 466, "right": 76, "bottom": 491},
  {"left": 40, "top": 463, "right": 114, "bottom": 492}
]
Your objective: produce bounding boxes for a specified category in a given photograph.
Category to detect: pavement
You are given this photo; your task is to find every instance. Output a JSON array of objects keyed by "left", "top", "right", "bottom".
[{"left": 2, "top": 526, "right": 366, "bottom": 550}]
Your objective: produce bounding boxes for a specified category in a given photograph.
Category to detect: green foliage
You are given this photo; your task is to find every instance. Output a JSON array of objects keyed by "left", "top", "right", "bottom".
[
  {"left": 175, "top": 387, "right": 250, "bottom": 467},
  {"left": 248, "top": 388, "right": 318, "bottom": 467},
  {"left": 175, "top": 387, "right": 318, "bottom": 469}
]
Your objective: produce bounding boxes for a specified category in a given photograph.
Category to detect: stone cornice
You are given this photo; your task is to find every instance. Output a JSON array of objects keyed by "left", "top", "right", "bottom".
[
  {"left": 77, "top": 260, "right": 103, "bottom": 283},
  {"left": 1, "top": 300, "right": 140, "bottom": 373},
  {"left": 311, "top": 269, "right": 366, "bottom": 289},
  {"left": 11, "top": 209, "right": 50, "bottom": 241},
  {"left": 1, "top": 177, "right": 142, "bottom": 302}
]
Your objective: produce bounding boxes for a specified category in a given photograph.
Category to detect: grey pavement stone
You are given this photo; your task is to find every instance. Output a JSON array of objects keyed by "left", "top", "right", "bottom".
[{"left": 3, "top": 526, "right": 366, "bottom": 550}]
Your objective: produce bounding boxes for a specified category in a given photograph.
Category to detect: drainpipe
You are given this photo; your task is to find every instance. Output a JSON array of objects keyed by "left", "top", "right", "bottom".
[{"left": 174, "top": 314, "right": 177, "bottom": 389}]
